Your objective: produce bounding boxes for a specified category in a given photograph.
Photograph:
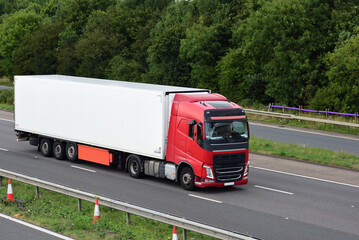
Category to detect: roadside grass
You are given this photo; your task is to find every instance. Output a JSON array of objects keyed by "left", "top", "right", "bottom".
[
  {"left": 0, "top": 89, "right": 14, "bottom": 111},
  {"left": 0, "top": 180, "right": 218, "bottom": 240},
  {"left": 0, "top": 76, "right": 13, "bottom": 87},
  {"left": 250, "top": 137, "right": 359, "bottom": 170},
  {"left": 0, "top": 103, "right": 14, "bottom": 111}
]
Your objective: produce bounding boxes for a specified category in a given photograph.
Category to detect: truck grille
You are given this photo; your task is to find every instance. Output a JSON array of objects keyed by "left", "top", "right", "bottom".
[{"left": 213, "top": 153, "right": 246, "bottom": 182}]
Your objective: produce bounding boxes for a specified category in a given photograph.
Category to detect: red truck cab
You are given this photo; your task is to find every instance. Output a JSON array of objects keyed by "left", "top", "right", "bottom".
[{"left": 167, "top": 93, "right": 249, "bottom": 190}]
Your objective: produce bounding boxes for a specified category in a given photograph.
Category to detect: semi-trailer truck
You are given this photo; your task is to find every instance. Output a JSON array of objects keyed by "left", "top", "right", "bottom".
[{"left": 14, "top": 75, "right": 249, "bottom": 190}]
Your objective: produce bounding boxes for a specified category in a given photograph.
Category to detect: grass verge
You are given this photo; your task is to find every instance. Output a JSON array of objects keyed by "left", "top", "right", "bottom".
[
  {"left": 0, "top": 103, "right": 14, "bottom": 111},
  {"left": 0, "top": 76, "right": 13, "bottom": 87},
  {"left": 0, "top": 179, "right": 217, "bottom": 240},
  {"left": 250, "top": 136, "right": 359, "bottom": 170}
]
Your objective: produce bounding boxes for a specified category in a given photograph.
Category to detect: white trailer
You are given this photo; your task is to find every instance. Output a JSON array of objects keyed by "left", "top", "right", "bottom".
[{"left": 14, "top": 75, "right": 209, "bottom": 160}]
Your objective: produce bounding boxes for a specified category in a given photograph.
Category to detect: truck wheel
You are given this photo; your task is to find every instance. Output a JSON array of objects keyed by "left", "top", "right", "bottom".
[
  {"left": 40, "top": 138, "right": 53, "bottom": 157},
  {"left": 128, "top": 155, "right": 143, "bottom": 179},
  {"left": 66, "top": 142, "right": 78, "bottom": 162},
  {"left": 53, "top": 141, "right": 66, "bottom": 160},
  {"left": 180, "top": 167, "right": 195, "bottom": 191}
]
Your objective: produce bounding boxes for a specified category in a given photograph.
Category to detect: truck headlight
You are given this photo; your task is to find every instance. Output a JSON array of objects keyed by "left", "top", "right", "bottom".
[
  {"left": 203, "top": 165, "right": 214, "bottom": 179},
  {"left": 244, "top": 162, "right": 250, "bottom": 176}
]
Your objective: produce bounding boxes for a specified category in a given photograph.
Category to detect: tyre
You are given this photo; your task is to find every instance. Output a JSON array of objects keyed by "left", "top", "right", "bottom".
[
  {"left": 53, "top": 141, "right": 66, "bottom": 160},
  {"left": 180, "top": 167, "right": 195, "bottom": 191},
  {"left": 127, "top": 155, "right": 143, "bottom": 178},
  {"left": 66, "top": 142, "right": 78, "bottom": 162},
  {"left": 40, "top": 138, "right": 53, "bottom": 157}
]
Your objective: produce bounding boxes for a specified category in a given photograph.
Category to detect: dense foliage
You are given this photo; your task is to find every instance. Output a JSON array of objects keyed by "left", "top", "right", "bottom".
[{"left": 0, "top": 0, "right": 358, "bottom": 112}]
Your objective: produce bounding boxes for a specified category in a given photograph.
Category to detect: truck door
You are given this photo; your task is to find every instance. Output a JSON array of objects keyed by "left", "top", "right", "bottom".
[{"left": 186, "top": 121, "right": 204, "bottom": 164}]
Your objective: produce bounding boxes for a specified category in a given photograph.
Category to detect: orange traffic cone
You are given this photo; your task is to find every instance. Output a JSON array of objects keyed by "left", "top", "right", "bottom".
[
  {"left": 92, "top": 199, "right": 100, "bottom": 224},
  {"left": 172, "top": 226, "right": 178, "bottom": 240},
  {"left": 7, "top": 178, "right": 14, "bottom": 202}
]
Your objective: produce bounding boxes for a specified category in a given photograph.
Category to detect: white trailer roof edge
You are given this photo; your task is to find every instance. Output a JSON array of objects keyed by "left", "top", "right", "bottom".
[{"left": 14, "top": 75, "right": 211, "bottom": 95}]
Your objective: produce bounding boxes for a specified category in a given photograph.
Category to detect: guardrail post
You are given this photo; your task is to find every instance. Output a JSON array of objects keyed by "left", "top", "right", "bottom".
[
  {"left": 283, "top": 105, "right": 285, "bottom": 114},
  {"left": 183, "top": 229, "right": 187, "bottom": 240},
  {"left": 126, "top": 212, "right": 131, "bottom": 225},
  {"left": 35, "top": 186, "right": 40, "bottom": 198},
  {"left": 268, "top": 103, "right": 271, "bottom": 112},
  {"left": 78, "top": 199, "right": 82, "bottom": 211},
  {"left": 355, "top": 113, "right": 358, "bottom": 123},
  {"left": 326, "top": 109, "right": 328, "bottom": 119},
  {"left": 0, "top": 176, "right": 2, "bottom": 187}
]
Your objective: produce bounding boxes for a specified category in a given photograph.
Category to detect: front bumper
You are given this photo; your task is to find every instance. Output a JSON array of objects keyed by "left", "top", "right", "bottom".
[{"left": 194, "top": 177, "right": 248, "bottom": 188}]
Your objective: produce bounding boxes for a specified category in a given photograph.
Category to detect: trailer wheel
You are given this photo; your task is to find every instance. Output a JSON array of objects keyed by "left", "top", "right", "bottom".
[
  {"left": 127, "top": 155, "right": 143, "bottom": 179},
  {"left": 66, "top": 142, "right": 78, "bottom": 162},
  {"left": 40, "top": 138, "right": 53, "bottom": 157},
  {"left": 180, "top": 167, "right": 195, "bottom": 191},
  {"left": 53, "top": 141, "right": 66, "bottom": 160}
]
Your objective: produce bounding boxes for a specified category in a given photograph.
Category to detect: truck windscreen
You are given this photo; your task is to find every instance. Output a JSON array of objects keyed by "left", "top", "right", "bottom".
[{"left": 205, "top": 121, "right": 248, "bottom": 143}]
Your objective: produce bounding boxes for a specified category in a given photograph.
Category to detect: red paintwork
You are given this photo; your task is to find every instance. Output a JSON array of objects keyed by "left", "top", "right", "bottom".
[
  {"left": 166, "top": 93, "right": 249, "bottom": 188},
  {"left": 173, "top": 93, "right": 227, "bottom": 102}
]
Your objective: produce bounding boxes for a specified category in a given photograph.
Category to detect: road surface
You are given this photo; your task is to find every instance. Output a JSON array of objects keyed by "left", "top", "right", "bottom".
[{"left": 0, "top": 116, "right": 358, "bottom": 240}]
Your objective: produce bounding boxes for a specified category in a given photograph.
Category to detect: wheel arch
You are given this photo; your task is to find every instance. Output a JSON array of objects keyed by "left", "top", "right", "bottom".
[
  {"left": 176, "top": 161, "right": 195, "bottom": 182},
  {"left": 125, "top": 154, "right": 144, "bottom": 172}
]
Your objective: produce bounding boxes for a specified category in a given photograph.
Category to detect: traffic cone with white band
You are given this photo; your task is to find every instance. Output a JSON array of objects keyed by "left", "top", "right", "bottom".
[
  {"left": 7, "top": 178, "right": 14, "bottom": 202},
  {"left": 93, "top": 198, "right": 100, "bottom": 224},
  {"left": 172, "top": 226, "right": 178, "bottom": 240}
]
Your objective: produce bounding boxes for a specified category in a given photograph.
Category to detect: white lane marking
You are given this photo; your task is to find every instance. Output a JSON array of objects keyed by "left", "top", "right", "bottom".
[
  {"left": 188, "top": 194, "right": 223, "bottom": 203},
  {"left": 249, "top": 122, "right": 359, "bottom": 141},
  {"left": 0, "top": 118, "right": 14, "bottom": 123},
  {"left": 0, "top": 213, "right": 74, "bottom": 240},
  {"left": 254, "top": 185, "right": 294, "bottom": 195},
  {"left": 0, "top": 147, "right": 9, "bottom": 151},
  {"left": 70, "top": 165, "right": 96, "bottom": 173},
  {"left": 252, "top": 166, "right": 359, "bottom": 189}
]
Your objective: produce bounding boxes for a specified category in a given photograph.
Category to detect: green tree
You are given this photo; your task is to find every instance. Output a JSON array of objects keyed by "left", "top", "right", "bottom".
[
  {"left": 74, "top": 9, "right": 124, "bottom": 78},
  {"left": 180, "top": 22, "right": 231, "bottom": 90},
  {"left": 55, "top": 0, "right": 114, "bottom": 35},
  {"left": 146, "top": 0, "right": 194, "bottom": 86},
  {"left": 147, "top": 24, "right": 190, "bottom": 86},
  {"left": 106, "top": 4, "right": 163, "bottom": 81},
  {"left": 217, "top": 48, "right": 270, "bottom": 103},
  {"left": 310, "top": 32, "right": 359, "bottom": 113},
  {"left": 13, "top": 23, "right": 62, "bottom": 75},
  {"left": 0, "top": 10, "right": 43, "bottom": 78},
  {"left": 56, "top": 25, "right": 79, "bottom": 75},
  {"left": 233, "top": 0, "right": 332, "bottom": 106}
]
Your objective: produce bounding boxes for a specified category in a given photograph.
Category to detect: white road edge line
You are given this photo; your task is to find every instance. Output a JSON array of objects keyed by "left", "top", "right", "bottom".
[
  {"left": 254, "top": 185, "right": 294, "bottom": 195},
  {"left": 0, "top": 118, "right": 14, "bottom": 123},
  {"left": 249, "top": 122, "right": 359, "bottom": 141},
  {"left": 70, "top": 165, "right": 96, "bottom": 173},
  {"left": 188, "top": 194, "right": 223, "bottom": 203},
  {"left": 0, "top": 213, "right": 75, "bottom": 240},
  {"left": 252, "top": 166, "right": 359, "bottom": 189},
  {"left": 0, "top": 147, "right": 9, "bottom": 152}
]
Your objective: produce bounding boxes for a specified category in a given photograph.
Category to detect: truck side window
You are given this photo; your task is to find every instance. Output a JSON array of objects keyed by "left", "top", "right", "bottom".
[
  {"left": 197, "top": 123, "right": 203, "bottom": 145},
  {"left": 189, "top": 124, "right": 194, "bottom": 139}
]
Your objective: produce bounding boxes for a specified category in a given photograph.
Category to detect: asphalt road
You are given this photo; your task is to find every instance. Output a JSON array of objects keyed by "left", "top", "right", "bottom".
[
  {"left": 0, "top": 213, "right": 73, "bottom": 240},
  {"left": 0, "top": 85, "right": 13, "bottom": 89},
  {"left": 0, "top": 117, "right": 358, "bottom": 240},
  {"left": 249, "top": 121, "right": 359, "bottom": 155}
]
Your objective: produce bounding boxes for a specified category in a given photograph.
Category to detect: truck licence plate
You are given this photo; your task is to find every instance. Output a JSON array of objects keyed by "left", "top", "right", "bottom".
[{"left": 224, "top": 182, "right": 234, "bottom": 186}]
